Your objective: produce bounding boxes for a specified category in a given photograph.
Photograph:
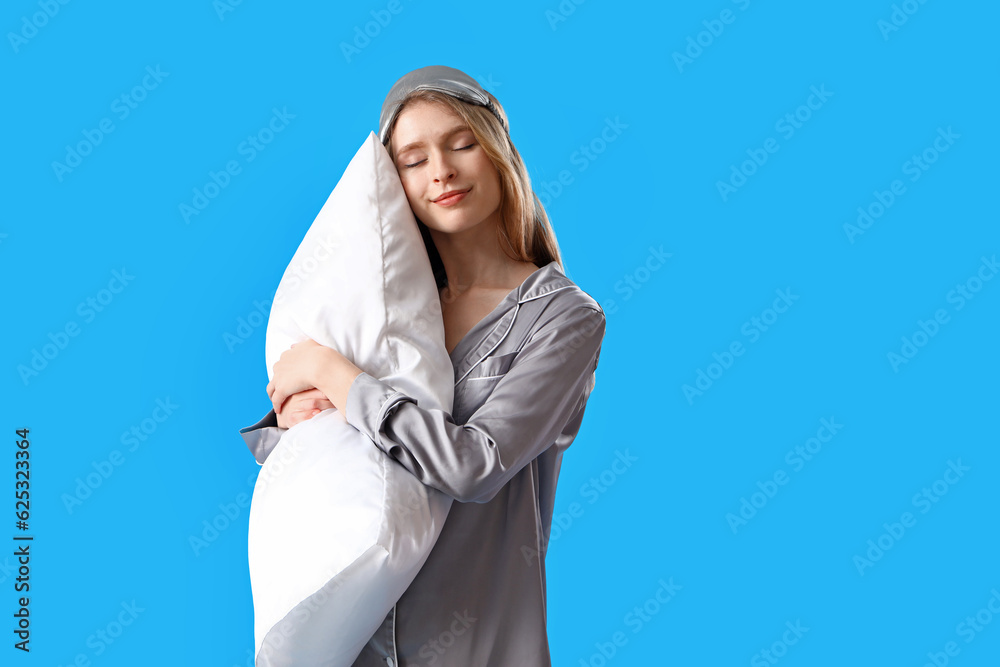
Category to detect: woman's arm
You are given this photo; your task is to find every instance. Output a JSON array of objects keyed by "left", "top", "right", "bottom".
[
  {"left": 344, "top": 304, "right": 606, "bottom": 504},
  {"left": 275, "top": 388, "right": 337, "bottom": 428},
  {"left": 240, "top": 410, "right": 284, "bottom": 465},
  {"left": 239, "top": 389, "right": 336, "bottom": 464},
  {"left": 266, "top": 340, "right": 364, "bottom": 421}
]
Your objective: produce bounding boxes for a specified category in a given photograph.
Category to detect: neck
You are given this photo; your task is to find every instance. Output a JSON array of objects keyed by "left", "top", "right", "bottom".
[{"left": 429, "top": 211, "right": 529, "bottom": 297}]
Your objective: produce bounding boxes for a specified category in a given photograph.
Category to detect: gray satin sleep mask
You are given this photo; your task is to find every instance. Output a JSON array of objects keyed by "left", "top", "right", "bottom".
[{"left": 378, "top": 65, "right": 509, "bottom": 145}]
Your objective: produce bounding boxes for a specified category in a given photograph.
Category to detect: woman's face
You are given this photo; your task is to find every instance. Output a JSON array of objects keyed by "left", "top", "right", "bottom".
[{"left": 390, "top": 100, "right": 502, "bottom": 236}]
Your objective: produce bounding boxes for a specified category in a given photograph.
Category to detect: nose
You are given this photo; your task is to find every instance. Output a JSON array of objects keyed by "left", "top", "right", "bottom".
[{"left": 431, "top": 150, "right": 456, "bottom": 183}]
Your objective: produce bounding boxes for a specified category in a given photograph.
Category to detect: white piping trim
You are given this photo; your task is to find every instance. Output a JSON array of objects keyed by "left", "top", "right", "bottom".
[
  {"left": 454, "top": 283, "right": 579, "bottom": 389},
  {"left": 455, "top": 302, "right": 521, "bottom": 385},
  {"left": 390, "top": 602, "right": 398, "bottom": 665}
]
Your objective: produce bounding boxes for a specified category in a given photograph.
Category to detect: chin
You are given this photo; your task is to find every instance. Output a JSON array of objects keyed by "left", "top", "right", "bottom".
[
  {"left": 424, "top": 220, "right": 477, "bottom": 235},
  {"left": 420, "top": 211, "right": 487, "bottom": 235}
]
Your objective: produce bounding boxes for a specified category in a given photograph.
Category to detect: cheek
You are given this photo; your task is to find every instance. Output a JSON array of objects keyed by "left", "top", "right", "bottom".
[
  {"left": 473, "top": 157, "right": 499, "bottom": 189},
  {"left": 478, "top": 166, "right": 502, "bottom": 201},
  {"left": 399, "top": 176, "right": 424, "bottom": 207}
]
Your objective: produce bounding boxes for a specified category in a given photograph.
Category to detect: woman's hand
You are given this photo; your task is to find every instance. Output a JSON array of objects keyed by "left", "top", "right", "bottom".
[
  {"left": 267, "top": 338, "right": 365, "bottom": 422},
  {"left": 275, "top": 388, "right": 336, "bottom": 429},
  {"left": 267, "top": 339, "right": 335, "bottom": 415}
]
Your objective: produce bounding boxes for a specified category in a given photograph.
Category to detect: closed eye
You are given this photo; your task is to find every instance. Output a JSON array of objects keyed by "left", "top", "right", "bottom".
[{"left": 403, "top": 143, "right": 476, "bottom": 169}]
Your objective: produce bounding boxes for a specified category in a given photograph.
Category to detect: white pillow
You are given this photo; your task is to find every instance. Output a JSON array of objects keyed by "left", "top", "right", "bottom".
[{"left": 248, "top": 131, "right": 454, "bottom": 666}]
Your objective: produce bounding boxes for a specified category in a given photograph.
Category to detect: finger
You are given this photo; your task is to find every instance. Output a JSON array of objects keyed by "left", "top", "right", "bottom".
[
  {"left": 283, "top": 393, "right": 322, "bottom": 412},
  {"left": 291, "top": 406, "right": 324, "bottom": 426},
  {"left": 294, "top": 408, "right": 322, "bottom": 422},
  {"left": 272, "top": 389, "right": 288, "bottom": 416},
  {"left": 266, "top": 381, "right": 275, "bottom": 399},
  {"left": 296, "top": 388, "right": 326, "bottom": 399},
  {"left": 284, "top": 410, "right": 307, "bottom": 428},
  {"left": 299, "top": 387, "right": 331, "bottom": 399}
]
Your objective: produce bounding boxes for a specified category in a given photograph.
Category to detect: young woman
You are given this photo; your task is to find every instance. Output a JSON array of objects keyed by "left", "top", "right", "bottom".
[{"left": 239, "top": 65, "right": 607, "bottom": 666}]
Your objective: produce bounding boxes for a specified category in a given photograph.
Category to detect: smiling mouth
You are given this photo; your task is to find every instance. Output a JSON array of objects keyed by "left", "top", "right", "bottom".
[{"left": 434, "top": 188, "right": 471, "bottom": 205}]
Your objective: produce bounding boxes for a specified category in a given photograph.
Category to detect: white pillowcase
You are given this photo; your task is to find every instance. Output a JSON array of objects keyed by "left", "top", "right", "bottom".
[{"left": 248, "top": 131, "right": 454, "bottom": 666}]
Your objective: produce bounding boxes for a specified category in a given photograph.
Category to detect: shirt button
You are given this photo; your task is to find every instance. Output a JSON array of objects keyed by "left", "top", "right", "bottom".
[{"left": 386, "top": 658, "right": 395, "bottom": 667}]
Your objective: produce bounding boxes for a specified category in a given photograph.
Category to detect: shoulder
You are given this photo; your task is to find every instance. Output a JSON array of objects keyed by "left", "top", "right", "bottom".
[
  {"left": 555, "top": 284, "right": 603, "bottom": 316},
  {"left": 541, "top": 288, "right": 605, "bottom": 330},
  {"left": 520, "top": 286, "right": 606, "bottom": 370},
  {"left": 518, "top": 265, "right": 605, "bottom": 341},
  {"left": 523, "top": 262, "right": 603, "bottom": 313}
]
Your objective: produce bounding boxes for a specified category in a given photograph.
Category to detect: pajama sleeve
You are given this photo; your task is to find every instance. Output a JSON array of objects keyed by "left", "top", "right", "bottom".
[
  {"left": 344, "top": 304, "right": 606, "bottom": 504},
  {"left": 239, "top": 409, "right": 286, "bottom": 465}
]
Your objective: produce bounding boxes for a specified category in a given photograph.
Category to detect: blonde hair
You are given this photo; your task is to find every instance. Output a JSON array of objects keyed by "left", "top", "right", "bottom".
[{"left": 383, "top": 89, "right": 562, "bottom": 289}]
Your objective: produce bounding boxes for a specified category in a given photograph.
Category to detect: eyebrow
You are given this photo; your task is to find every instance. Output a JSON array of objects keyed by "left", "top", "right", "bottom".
[{"left": 395, "top": 125, "right": 472, "bottom": 156}]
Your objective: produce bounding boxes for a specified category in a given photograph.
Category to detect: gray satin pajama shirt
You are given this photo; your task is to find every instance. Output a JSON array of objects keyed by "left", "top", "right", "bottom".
[{"left": 239, "top": 260, "right": 607, "bottom": 666}]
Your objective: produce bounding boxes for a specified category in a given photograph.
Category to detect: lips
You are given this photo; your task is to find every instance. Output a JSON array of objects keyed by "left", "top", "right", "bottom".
[{"left": 433, "top": 188, "right": 471, "bottom": 203}]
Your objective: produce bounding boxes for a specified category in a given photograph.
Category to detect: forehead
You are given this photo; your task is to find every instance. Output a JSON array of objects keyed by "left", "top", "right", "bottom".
[{"left": 392, "top": 100, "right": 470, "bottom": 145}]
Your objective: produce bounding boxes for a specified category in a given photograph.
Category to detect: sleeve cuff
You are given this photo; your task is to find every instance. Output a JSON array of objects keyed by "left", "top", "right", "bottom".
[
  {"left": 239, "top": 410, "right": 287, "bottom": 465},
  {"left": 345, "top": 372, "right": 412, "bottom": 450}
]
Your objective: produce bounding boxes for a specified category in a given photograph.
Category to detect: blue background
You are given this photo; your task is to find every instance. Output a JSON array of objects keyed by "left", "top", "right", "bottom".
[{"left": 3, "top": 0, "right": 998, "bottom": 665}]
